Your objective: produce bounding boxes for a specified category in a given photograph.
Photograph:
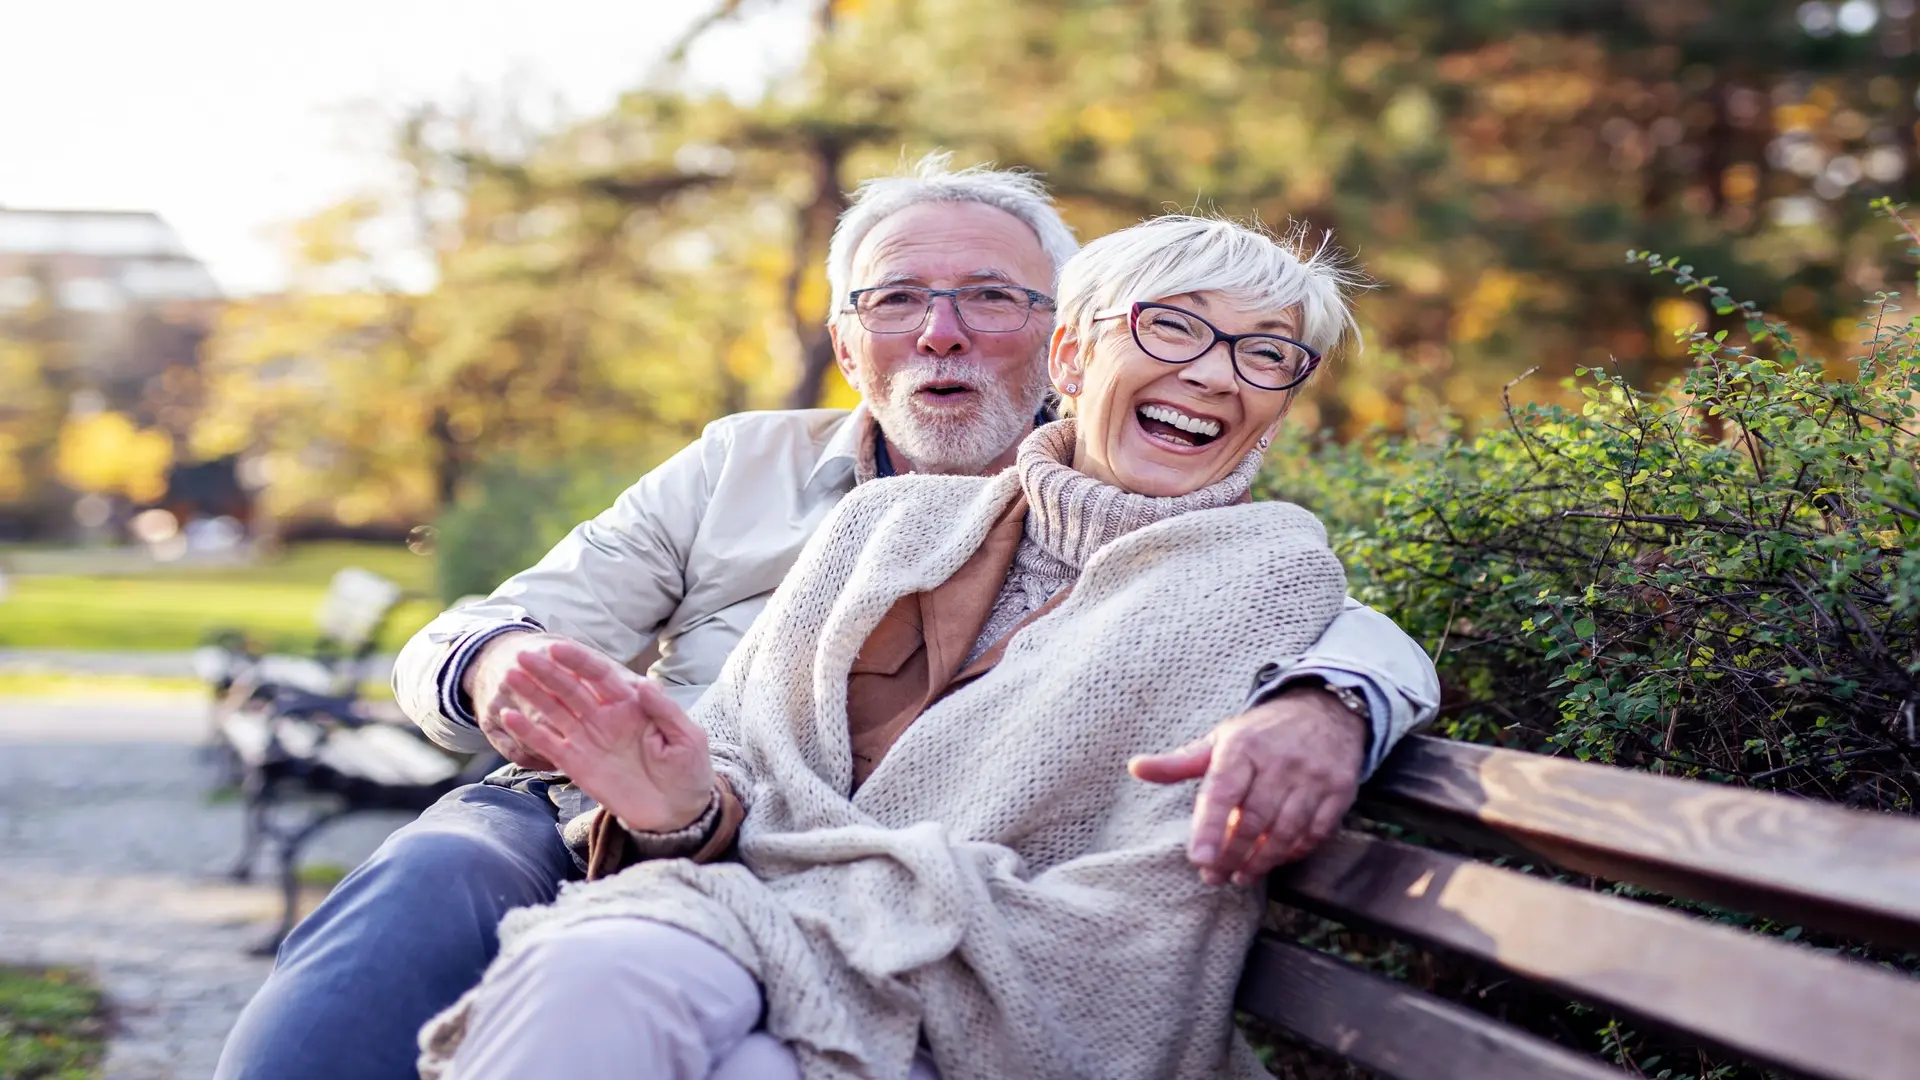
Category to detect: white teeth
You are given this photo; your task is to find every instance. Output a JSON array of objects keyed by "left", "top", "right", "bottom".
[{"left": 1138, "top": 403, "right": 1222, "bottom": 438}]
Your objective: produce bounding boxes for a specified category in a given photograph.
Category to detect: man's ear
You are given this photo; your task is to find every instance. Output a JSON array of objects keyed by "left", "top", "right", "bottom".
[
  {"left": 1047, "top": 324, "right": 1084, "bottom": 396},
  {"left": 830, "top": 320, "right": 859, "bottom": 386}
]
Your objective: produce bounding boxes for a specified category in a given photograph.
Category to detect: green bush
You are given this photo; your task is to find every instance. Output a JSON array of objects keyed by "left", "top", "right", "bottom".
[
  {"left": 431, "top": 457, "right": 637, "bottom": 605},
  {"left": 1267, "top": 239, "right": 1920, "bottom": 811},
  {"left": 1256, "top": 210, "right": 1920, "bottom": 1079}
]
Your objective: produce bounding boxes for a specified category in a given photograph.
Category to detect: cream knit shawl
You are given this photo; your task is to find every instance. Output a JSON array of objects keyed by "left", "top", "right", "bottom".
[{"left": 420, "top": 425, "right": 1348, "bottom": 1080}]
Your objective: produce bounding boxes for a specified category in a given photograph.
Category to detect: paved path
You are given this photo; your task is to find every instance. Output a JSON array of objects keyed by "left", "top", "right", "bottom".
[
  {"left": 0, "top": 648, "right": 396, "bottom": 680},
  {"left": 0, "top": 697, "right": 417, "bottom": 1079}
]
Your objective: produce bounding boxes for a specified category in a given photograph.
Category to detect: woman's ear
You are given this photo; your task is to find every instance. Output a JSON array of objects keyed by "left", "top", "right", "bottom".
[
  {"left": 1258, "top": 417, "right": 1285, "bottom": 450},
  {"left": 1047, "top": 324, "right": 1084, "bottom": 397}
]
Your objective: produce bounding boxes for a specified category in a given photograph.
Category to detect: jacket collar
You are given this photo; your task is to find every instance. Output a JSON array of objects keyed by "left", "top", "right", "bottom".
[
  {"left": 805, "top": 402, "right": 875, "bottom": 496},
  {"left": 805, "top": 398, "right": 1062, "bottom": 495}
]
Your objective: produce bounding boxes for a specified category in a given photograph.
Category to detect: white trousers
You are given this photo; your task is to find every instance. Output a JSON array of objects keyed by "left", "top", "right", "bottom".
[{"left": 445, "top": 918, "right": 940, "bottom": 1080}]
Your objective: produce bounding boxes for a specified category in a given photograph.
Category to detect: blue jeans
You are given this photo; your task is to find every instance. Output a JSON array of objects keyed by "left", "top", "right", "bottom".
[{"left": 214, "top": 781, "right": 578, "bottom": 1080}]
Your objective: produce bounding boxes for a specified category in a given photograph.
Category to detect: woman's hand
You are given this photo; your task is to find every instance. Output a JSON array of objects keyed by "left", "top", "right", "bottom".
[{"left": 498, "top": 639, "right": 716, "bottom": 833}]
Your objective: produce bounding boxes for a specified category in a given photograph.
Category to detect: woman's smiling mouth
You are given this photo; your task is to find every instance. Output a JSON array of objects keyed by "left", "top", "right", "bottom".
[{"left": 1134, "top": 401, "right": 1225, "bottom": 450}]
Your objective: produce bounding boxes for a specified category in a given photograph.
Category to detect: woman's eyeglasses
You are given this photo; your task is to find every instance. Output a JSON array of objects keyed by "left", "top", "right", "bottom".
[{"left": 1094, "top": 301, "right": 1320, "bottom": 391}]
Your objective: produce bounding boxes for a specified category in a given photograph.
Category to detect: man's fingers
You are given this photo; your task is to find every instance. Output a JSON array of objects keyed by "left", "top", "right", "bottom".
[
  {"left": 500, "top": 707, "right": 570, "bottom": 769},
  {"left": 1270, "top": 794, "right": 1350, "bottom": 872},
  {"left": 477, "top": 712, "right": 555, "bottom": 771},
  {"left": 1211, "top": 780, "right": 1287, "bottom": 881},
  {"left": 1188, "top": 751, "right": 1253, "bottom": 871},
  {"left": 1129, "top": 736, "right": 1213, "bottom": 785},
  {"left": 1233, "top": 789, "right": 1316, "bottom": 884}
]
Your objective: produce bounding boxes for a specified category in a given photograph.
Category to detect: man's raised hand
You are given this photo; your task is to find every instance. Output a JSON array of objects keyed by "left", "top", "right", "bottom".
[
  {"left": 497, "top": 639, "right": 715, "bottom": 833},
  {"left": 1129, "top": 684, "right": 1367, "bottom": 887}
]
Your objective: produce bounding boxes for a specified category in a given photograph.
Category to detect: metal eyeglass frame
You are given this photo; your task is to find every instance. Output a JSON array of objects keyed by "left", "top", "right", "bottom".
[
  {"left": 844, "top": 284, "right": 1056, "bottom": 335},
  {"left": 1092, "top": 300, "right": 1321, "bottom": 391}
]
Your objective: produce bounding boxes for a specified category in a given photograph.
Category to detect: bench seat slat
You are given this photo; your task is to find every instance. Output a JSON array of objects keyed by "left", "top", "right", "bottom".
[
  {"left": 313, "top": 725, "right": 462, "bottom": 789},
  {"left": 1275, "top": 830, "right": 1920, "bottom": 1080},
  {"left": 1367, "top": 735, "right": 1920, "bottom": 950},
  {"left": 1236, "top": 937, "right": 1622, "bottom": 1080}
]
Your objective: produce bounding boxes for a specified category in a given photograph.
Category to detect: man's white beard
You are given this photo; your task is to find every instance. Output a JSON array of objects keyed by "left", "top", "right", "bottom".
[{"left": 862, "top": 355, "right": 1049, "bottom": 476}]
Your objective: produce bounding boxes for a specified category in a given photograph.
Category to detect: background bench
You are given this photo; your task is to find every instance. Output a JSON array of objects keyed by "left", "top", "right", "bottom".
[
  {"left": 220, "top": 688, "right": 488, "bottom": 953},
  {"left": 202, "top": 568, "right": 497, "bottom": 952},
  {"left": 1237, "top": 734, "right": 1920, "bottom": 1080}
]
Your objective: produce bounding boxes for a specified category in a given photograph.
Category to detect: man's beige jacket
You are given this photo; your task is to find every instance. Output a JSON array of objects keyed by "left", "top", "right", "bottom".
[{"left": 393, "top": 405, "right": 1440, "bottom": 776}]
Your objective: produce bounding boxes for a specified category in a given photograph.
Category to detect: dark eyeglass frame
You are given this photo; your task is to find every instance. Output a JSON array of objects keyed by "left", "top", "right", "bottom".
[
  {"left": 844, "top": 284, "right": 1056, "bottom": 335},
  {"left": 1094, "top": 301, "right": 1321, "bottom": 392}
]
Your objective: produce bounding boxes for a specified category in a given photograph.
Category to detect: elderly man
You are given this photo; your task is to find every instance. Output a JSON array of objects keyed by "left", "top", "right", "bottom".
[{"left": 215, "top": 155, "right": 1438, "bottom": 1080}]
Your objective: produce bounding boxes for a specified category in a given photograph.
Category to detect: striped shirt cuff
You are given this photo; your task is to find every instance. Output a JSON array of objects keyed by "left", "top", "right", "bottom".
[
  {"left": 1247, "top": 662, "right": 1392, "bottom": 779},
  {"left": 436, "top": 618, "right": 544, "bottom": 728}
]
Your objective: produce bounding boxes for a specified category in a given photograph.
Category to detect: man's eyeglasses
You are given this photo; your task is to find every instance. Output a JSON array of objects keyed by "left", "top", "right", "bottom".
[
  {"left": 845, "top": 284, "right": 1055, "bottom": 335},
  {"left": 1093, "top": 301, "right": 1320, "bottom": 392}
]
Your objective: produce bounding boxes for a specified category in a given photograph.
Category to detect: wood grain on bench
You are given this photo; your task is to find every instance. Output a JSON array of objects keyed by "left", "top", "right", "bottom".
[
  {"left": 1237, "top": 938, "right": 1621, "bottom": 1080},
  {"left": 1361, "top": 735, "right": 1920, "bottom": 951},
  {"left": 1239, "top": 735, "right": 1920, "bottom": 1080},
  {"left": 1269, "top": 831, "right": 1920, "bottom": 1080}
]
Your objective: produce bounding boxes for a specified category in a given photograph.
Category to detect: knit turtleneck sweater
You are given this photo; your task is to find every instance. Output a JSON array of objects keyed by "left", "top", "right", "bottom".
[{"left": 965, "top": 418, "right": 1265, "bottom": 665}]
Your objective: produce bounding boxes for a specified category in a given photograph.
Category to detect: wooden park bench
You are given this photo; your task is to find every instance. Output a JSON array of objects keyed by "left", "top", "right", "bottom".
[
  {"left": 208, "top": 568, "right": 496, "bottom": 952},
  {"left": 1236, "top": 734, "right": 1920, "bottom": 1080}
]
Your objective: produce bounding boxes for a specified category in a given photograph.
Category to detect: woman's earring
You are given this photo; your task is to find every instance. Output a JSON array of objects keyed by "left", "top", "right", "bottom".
[
  {"left": 1062, "top": 382, "right": 1079, "bottom": 395},
  {"left": 1256, "top": 435, "right": 1271, "bottom": 450}
]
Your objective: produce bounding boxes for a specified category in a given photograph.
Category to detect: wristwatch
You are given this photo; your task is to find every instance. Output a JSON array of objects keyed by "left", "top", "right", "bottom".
[{"left": 1296, "top": 676, "right": 1369, "bottom": 720}]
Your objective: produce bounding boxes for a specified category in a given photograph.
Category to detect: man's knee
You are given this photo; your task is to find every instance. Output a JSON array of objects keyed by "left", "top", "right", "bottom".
[
  {"left": 368, "top": 825, "right": 549, "bottom": 907},
  {"left": 273, "top": 786, "right": 570, "bottom": 970},
  {"left": 352, "top": 786, "right": 571, "bottom": 911}
]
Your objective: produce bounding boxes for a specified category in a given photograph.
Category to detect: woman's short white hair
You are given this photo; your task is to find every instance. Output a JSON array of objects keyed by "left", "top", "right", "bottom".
[
  {"left": 825, "top": 152, "right": 1081, "bottom": 324},
  {"left": 1055, "top": 214, "right": 1362, "bottom": 365}
]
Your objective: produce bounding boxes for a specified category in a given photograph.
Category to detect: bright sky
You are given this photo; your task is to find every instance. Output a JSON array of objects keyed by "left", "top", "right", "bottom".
[{"left": 0, "top": 0, "right": 804, "bottom": 295}]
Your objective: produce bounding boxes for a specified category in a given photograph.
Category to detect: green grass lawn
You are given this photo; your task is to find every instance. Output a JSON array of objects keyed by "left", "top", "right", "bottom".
[
  {"left": 0, "top": 542, "right": 441, "bottom": 653},
  {"left": 0, "top": 966, "right": 106, "bottom": 1080}
]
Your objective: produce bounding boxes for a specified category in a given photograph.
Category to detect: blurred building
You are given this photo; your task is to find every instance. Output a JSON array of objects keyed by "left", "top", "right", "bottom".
[
  {"left": 0, "top": 208, "right": 222, "bottom": 404},
  {"left": 0, "top": 208, "right": 228, "bottom": 538}
]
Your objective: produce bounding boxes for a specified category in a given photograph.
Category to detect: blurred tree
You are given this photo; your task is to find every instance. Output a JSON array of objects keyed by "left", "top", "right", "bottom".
[
  {"left": 784, "top": 0, "right": 1920, "bottom": 429},
  {"left": 0, "top": 275, "right": 77, "bottom": 530},
  {"left": 196, "top": 95, "right": 799, "bottom": 529},
  {"left": 195, "top": 0, "right": 1920, "bottom": 528},
  {"left": 0, "top": 336, "right": 56, "bottom": 504},
  {"left": 53, "top": 410, "right": 172, "bottom": 504}
]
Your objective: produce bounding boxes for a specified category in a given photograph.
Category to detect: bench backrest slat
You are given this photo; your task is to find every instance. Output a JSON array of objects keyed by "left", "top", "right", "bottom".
[
  {"left": 313, "top": 568, "right": 403, "bottom": 648},
  {"left": 1236, "top": 937, "right": 1622, "bottom": 1080},
  {"left": 1365, "top": 736, "right": 1920, "bottom": 950},
  {"left": 1274, "top": 831, "right": 1920, "bottom": 1080}
]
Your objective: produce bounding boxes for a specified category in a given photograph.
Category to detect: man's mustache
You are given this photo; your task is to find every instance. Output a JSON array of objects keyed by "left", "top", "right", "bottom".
[{"left": 889, "top": 359, "right": 990, "bottom": 394}]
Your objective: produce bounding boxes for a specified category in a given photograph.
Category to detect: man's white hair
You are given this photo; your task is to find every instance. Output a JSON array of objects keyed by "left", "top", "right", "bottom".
[
  {"left": 1055, "top": 214, "right": 1362, "bottom": 363},
  {"left": 824, "top": 152, "right": 1081, "bottom": 323}
]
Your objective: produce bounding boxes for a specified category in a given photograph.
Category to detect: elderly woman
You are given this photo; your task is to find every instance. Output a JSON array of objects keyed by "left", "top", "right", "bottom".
[{"left": 418, "top": 214, "right": 1358, "bottom": 1080}]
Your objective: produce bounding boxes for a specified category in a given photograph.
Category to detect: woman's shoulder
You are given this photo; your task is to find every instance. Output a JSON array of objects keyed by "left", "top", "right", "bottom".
[
  {"left": 1146, "top": 498, "right": 1330, "bottom": 550},
  {"left": 1076, "top": 499, "right": 1346, "bottom": 629}
]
